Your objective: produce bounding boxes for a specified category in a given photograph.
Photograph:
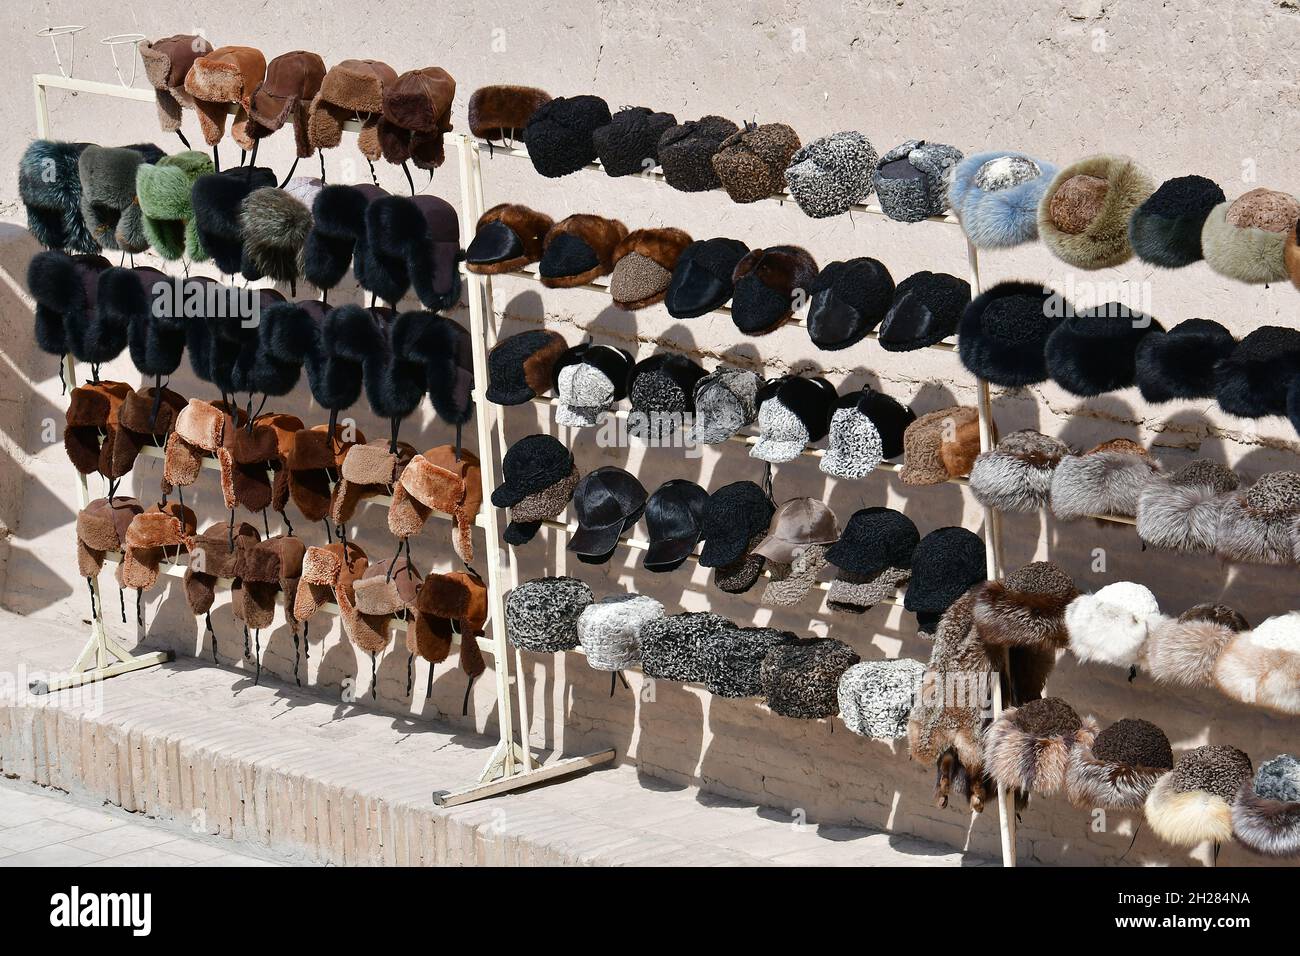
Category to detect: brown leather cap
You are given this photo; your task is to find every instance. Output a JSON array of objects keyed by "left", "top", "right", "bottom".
[
  {"left": 248, "top": 51, "right": 326, "bottom": 158},
  {"left": 751, "top": 497, "right": 840, "bottom": 564}
]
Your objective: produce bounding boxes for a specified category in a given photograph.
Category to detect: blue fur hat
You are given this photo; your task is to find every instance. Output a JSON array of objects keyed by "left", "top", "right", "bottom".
[{"left": 948, "top": 151, "right": 1058, "bottom": 248}]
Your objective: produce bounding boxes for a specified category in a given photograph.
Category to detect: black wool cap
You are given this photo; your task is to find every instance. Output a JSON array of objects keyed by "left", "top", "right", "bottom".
[
  {"left": 904, "top": 527, "right": 987, "bottom": 632},
  {"left": 1046, "top": 305, "right": 1165, "bottom": 397},
  {"left": 492, "top": 434, "right": 575, "bottom": 508},
  {"left": 569, "top": 466, "right": 647, "bottom": 561},
  {"left": 1216, "top": 325, "right": 1300, "bottom": 418},
  {"left": 826, "top": 507, "right": 920, "bottom": 576},
  {"left": 730, "top": 245, "right": 819, "bottom": 336},
  {"left": 190, "top": 166, "right": 278, "bottom": 276},
  {"left": 657, "top": 115, "right": 739, "bottom": 192},
  {"left": 486, "top": 329, "right": 568, "bottom": 406},
  {"left": 524, "top": 95, "right": 612, "bottom": 178},
  {"left": 593, "top": 106, "right": 677, "bottom": 177},
  {"left": 878, "top": 271, "right": 971, "bottom": 351},
  {"left": 643, "top": 479, "right": 709, "bottom": 572},
  {"left": 957, "top": 280, "right": 1060, "bottom": 387},
  {"left": 806, "top": 257, "right": 896, "bottom": 351},
  {"left": 1129, "top": 175, "right": 1226, "bottom": 269},
  {"left": 664, "top": 237, "right": 750, "bottom": 318},
  {"left": 698, "top": 480, "right": 776, "bottom": 568},
  {"left": 1135, "top": 318, "right": 1236, "bottom": 404},
  {"left": 627, "top": 352, "right": 708, "bottom": 416}
]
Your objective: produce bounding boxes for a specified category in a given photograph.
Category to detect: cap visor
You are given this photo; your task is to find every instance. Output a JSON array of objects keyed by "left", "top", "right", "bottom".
[
  {"left": 485, "top": 382, "right": 535, "bottom": 406},
  {"left": 698, "top": 534, "right": 746, "bottom": 568},
  {"left": 751, "top": 534, "right": 798, "bottom": 564},
  {"left": 555, "top": 403, "right": 601, "bottom": 427},
  {"left": 491, "top": 481, "right": 528, "bottom": 509},
  {"left": 642, "top": 535, "right": 698, "bottom": 571},
  {"left": 664, "top": 260, "right": 731, "bottom": 319},
  {"left": 503, "top": 519, "right": 542, "bottom": 546},
  {"left": 567, "top": 521, "right": 625, "bottom": 557}
]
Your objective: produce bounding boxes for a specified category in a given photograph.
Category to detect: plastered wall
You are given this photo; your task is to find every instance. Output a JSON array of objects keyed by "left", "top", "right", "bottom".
[{"left": 2, "top": 1, "right": 1299, "bottom": 865}]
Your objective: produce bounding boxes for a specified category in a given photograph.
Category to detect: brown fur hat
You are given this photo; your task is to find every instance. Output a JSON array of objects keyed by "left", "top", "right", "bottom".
[
  {"left": 984, "top": 697, "right": 1098, "bottom": 796},
  {"left": 65, "top": 381, "right": 133, "bottom": 478},
  {"left": 285, "top": 424, "right": 366, "bottom": 524},
  {"left": 308, "top": 59, "right": 398, "bottom": 160},
  {"left": 139, "top": 35, "right": 213, "bottom": 133},
  {"left": 411, "top": 570, "right": 488, "bottom": 679},
  {"left": 378, "top": 67, "right": 456, "bottom": 170},
  {"left": 118, "top": 501, "right": 196, "bottom": 591},
  {"left": 467, "top": 85, "right": 552, "bottom": 142},
  {"left": 1145, "top": 745, "right": 1253, "bottom": 846},
  {"left": 292, "top": 541, "right": 366, "bottom": 625},
  {"left": 219, "top": 412, "right": 304, "bottom": 515},
  {"left": 183, "top": 45, "right": 267, "bottom": 149},
  {"left": 972, "top": 561, "right": 1078, "bottom": 651},
  {"left": 465, "top": 204, "right": 554, "bottom": 275},
  {"left": 899, "top": 406, "right": 980, "bottom": 486},
  {"left": 112, "top": 386, "right": 187, "bottom": 479},
  {"left": 1038, "top": 154, "right": 1154, "bottom": 270},
  {"left": 711, "top": 122, "right": 801, "bottom": 204},
  {"left": 162, "top": 399, "right": 229, "bottom": 489},
  {"left": 390, "top": 445, "right": 482, "bottom": 563},
  {"left": 76, "top": 497, "right": 144, "bottom": 578},
  {"left": 1066, "top": 717, "right": 1174, "bottom": 810},
  {"left": 1285, "top": 221, "right": 1300, "bottom": 291},
  {"left": 1214, "top": 612, "right": 1300, "bottom": 715},
  {"left": 247, "top": 51, "right": 326, "bottom": 158},
  {"left": 1145, "top": 603, "right": 1248, "bottom": 688},
  {"left": 609, "top": 227, "right": 694, "bottom": 310},
  {"left": 538, "top": 214, "right": 629, "bottom": 288},
  {"left": 329, "top": 439, "right": 414, "bottom": 526},
  {"left": 230, "top": 534, "right": 304, "bottom": 629},
  {"left": 729, "top": 245, "right": 819, "bottom": 335},
  {"left": 183, "top": 521, "right": 259, "bottom": 615},
  {"left": 347, "top": 557, "right": 420, "bottom": 654}
]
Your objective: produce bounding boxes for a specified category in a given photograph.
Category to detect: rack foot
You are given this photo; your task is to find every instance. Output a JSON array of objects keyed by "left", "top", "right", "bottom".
[
  {"left": 433, "top": 748, "right": 617, "bottom": 807},
  {"left": 28, "top": 650, "right": 173, "bottom": 695}
]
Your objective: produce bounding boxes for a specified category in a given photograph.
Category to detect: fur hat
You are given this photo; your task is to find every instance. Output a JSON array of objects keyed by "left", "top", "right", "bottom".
[
  {"left": 538, "top": 214, "right": 628, "bottom": 288},
  {"left": 750, "top": 376, "right": 837, "bottom": 464},
  {"left": 136, "top": 150, "right": 215, "bottom": 261},
  {"left": 947, "top": 151, "right": 1057, "bottom": 247},
  {"left": 183, "top": 45, "right": 266, "bottom": 149},
  {"left": 118, "top": 502, "right": 196, "bottom": 591},
  {"left": 1146, "top": 745, "right": 1253, "bottom": 847},
  {"left": 292, "top": 541, "right": 367, "bottom": 626},
  {"left": 698, "top": 626, "right": 795, "bottom": 698},
  {"left": 231, "top": 534, "right": 306, "bottom": 631},
  {"left": 246, "top": 51, "right": 326, "bottom": 158},
  {"left": 873, "top": 140, "right": 963, "bottom": 223},
  {"left": 160, "top": 399, "right": 227, "bottom": 489},
  {"left": 878, "top": 271, "right": 971, "bottom": 352},
  {"left": 20, "top": 140, "right": 97, "bottom": 253},
  {"left": 1038, "top": 154, "right": 1154, "bottom": 269},
  {"left": 838, "top": 659, "right": 925, "bottom": 739},
  {"left": 820, "top": 388, "right": 915, "bottom": 480},
  {"left": 969, "top": 430, "right": 1072, "bottom": 513},
  {"left": 465, "top": 204, "right": 554, "bottom": 275},
  {"left": 1214, "top": 471, "right": 1300, "bottom": 565},
  {"left": 627, "top": 353, "right": 707, "bottom": 424},
  {"left": 577, "top": 594, "right": 664, "bottom": 671},
  {"left": 593, "top": 106, "right": 677, "bottom": 177},
  {"left": 468, "top": 85, "right": 551, "bottom": 142},
  {"left": 805, "top": 257, "right": 895, "bottom": 351},
  {"left": 957, "top": 281, "right": 1059, "bottom": 386},
  {"left": 77, "top": 144, "right": 165, "bottom": 253},
  {"left": 330, "top": 439, "right": 409, "bottom": 525},
  {"left": 760, "top": 638, "right": 860, "bottom": 719},
  {"left": 1214, "top": 612, "right": 1300, "bottom": 714},
  {"left": 63, "top": 380, "right": 132, "bottom": 477},
  {"left": 1214, "top": 325, "right": 1300, "bottom": 419},
  {"left": 1046, "top": 306, "right": 1164, "bottom": 397},
  {"left": 1232, "top": 755, "right": 1300, "bottom": 858},
  {"left": 139, "top": 35, "right": 213, "bottom": 134},
  {"left": 760, "top": 542, "right": 830, "bottom": 609},
  {"left": 1286, "top": 221, "right": 1300, "bottom": 291},
  {"left": 1066, "top": 717, "right": 1174, "bottom": 810},
  {"left": 730, "top": 245, "right": 818, "bottom": 335},
  {"left": 524, "top": 95, "right": 612, "bottom": 177},
  {"left": 640, "top": 611, "right": 732, "bottom": 683},
  {"left": 825, "top": 507, "right": 918, "bottom": 615},
  {"left": 216, "top": 411, "right": 302, "bottom": 515},
  {"left": 362, "top": 194, "right": 462, "bottom": 309},
  {"left": 609, "top": 227, "right": 693, "bottom": 310},
  {"left": 1066, "top": 581, "right": 1161, "bottom": 669},
  {"left": 1145, "top": 603, "right": 1248, "bottom": 688},
  {"left": 899, "top": 405, "right": 980, "bottom": 486},
  {"left": 972, "top": 561, "right": 1078, "bottom": 652},
  {"left": 191, "top": 166, "right": 278, "bottom": 275},
  {"left": 492, "top": 434, "right": 578, "bottom": 545},
  {"left": 347, "top": 557, "right": 421, "bottom": 654},
  {"left": 487, "top": 329, "right": 567, "bottom": 405},
  {"left": 1129, "top": 175, "right": 1226, "bottom": 268},
  {"left": 240, "top": 187, "right": 313, "bottom": 284},
  {"left": 698, "top": 480, "right": 775, "bottom": 569},
  {"left": 362, "top": 309, "right": 471, "bottom": 437},
  {"left": 308, "top": 60, "right": 399, "bottom": 160},
  {"left": 1136, "top": 459, "right": 1240, "bottom": 554},
  {"left": 657, "top": 115, "right": 738, "bottom": 192},
  {"left": 76, "top": 497, "right": 144, "bottom": 579},
  {"left": 985, "top": 698, "right": 1097, "bottom": 796},
  {"left": 506, "top": 577, "right": 593, "bottom": 652},
  {"left": 378, "top": 67, "right": 456, "bottom": 170},
  {"left": 904, "top": 527, "right": 987, "bottom": 637},
  {"left": 27, "top": 252, "right": 119, "bottom": 364},
  {"left": 1050, "top": 439, "right": 1161, "bottom": 521},
  {"left": 410, "top": 570, "right": 489, "bottom": 679},
  {"left": 1202, "top": 188, "right": 1300, "bottom": 284},
  {"left": 109, "top": 266, "right": 185, "bottom": 379},
  {"left": 1135, "top": 318, "right": 1237, "bottom": 404},
  {"left": 711, "top": 122, "right": 801, "bottom": 204},
  {"left": 390, "top": 445, "right": 482, "bottom": 563},
  {"left": 182, "top": 520, "right": 259, "bottom": 616},
  {"left": 282, "top": 423, "right": 365, "bottom": 524},
  {"left": 690, "top": 366, "right": 762, "bottom": 444},
  {"left": 303, "top": 183, "right": 389, "bottom": 292},
  {"left": 111, "top": 384, "right": 187, "bottom": 478},
  {"left": 783, "top": 131, "right": 876, "bottom": 218},
  {"left": 554, "top": 343, "right": 633, "bottom": 427}
]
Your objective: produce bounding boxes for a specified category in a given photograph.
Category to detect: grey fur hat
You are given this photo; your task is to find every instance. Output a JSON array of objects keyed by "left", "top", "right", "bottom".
[
  {"left": 761, "top": 542, "right": 830, "bottom": 608},
  {"left": 1201, "top": 188, "right": 1300, "bottom": 284},
  {"left": 872, "top": 140, "right": 964, "bottom": 223},
  {"left": 1145, "top": 745, "right": 1253, "bottom": 847},
  {"left": 554, "top": 343, "right": 632, "bottom": 427},
  {"left": 577, "top": 594, "right": 664, "bottom": 671},
  {"left": 1049, "top": 439, "right": 1161, "bottom": 521},
  {"left": 969, "top": 430, "right": 1072, "bottom": 513},
  {"left": 1145, "top": 603, "right": 1248, "bottom": 688},
  {"left": 1066, "top": 581, "right": 1162, "bottom": 669},
  {"left": 784, "top": 131, "right": 877, "bottom": 218},
  {"left": 505, "top": 576, "right": 593, "bottom": 652},
  {"left": 241, "top": 186, "right": 313, "bottom": 284},
  {"left": 837, "top": 658, "right": 925, "bottom": 739},
  {"left": 1136, "top": 459, "right": 1240, "bottom": 554},
  {"left": 1214, "top": 471, "right": 1300, "bottom": 565},
  {"left": 761, "top": 637, "right": 860, "bottom": 719},
  {"left": 698, "top": 626, "right": 796, "bottom": 698},
  {"left": 77, "top": 144, "right": 165, "bottom": 253},
  {"left": 1232, "top": 754, "right": 1300, "bottom": 858},
  {"left": 1066, "top": 717, "right": 1174, "bottom": 810},
  {"left": 639, "top": 611, "right": 732, "bottom": 683},
  {"left": 691, "top": 366, "right": 762, "bottom": 444}
]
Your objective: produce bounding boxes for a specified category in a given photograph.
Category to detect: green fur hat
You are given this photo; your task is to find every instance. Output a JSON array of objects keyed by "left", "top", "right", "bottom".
[
  {"left": 19, "top": 140, "right": 99, "bottom": 253},
  {"left": 136, "top": 150, "right": 214, "bottom": 261}
]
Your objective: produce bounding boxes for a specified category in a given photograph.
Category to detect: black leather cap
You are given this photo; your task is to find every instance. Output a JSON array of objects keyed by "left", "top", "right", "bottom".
[
  {"left": 877, "top": 271, "right": 971, "bottom": 352},
  {"left": 806, "top": 257, "right": 895, "bottom": 351},
  {"left": 664, "top": 237, "right": 750, "bottom": 318}
]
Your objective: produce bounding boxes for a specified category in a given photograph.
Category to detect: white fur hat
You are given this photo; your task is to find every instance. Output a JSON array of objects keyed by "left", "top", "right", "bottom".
[
  {"left": 1066, "top": 581, "right": 1162, "bottom": 669},
  {"left": 577, "top": 594, "right": 664, "bottom": 672},
  {"left": 1213, "top": 611, "right": 1300, "bottom": 715}
]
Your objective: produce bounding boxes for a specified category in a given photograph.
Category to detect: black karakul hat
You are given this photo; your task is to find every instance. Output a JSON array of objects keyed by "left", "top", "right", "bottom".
[
  {"left": 730, "top": 245, "right": 819, "bottom": 335},
  {"left": 698, "top": 480, "right": 775, "bottom": 568},
  {"left": 525, "top": 95, "right": 612, "bottom": 177},
  {"left": 1216, "top": 326, "right": 1300, "bottom": 418},
  {"left": 1046, "top": 305, "right": 1165, "bottom": 397},
  {"left": 958, "top": 280, "right": 1060, "bottom": 386},
  {"left": 1129, "top": 175, "right": 1226, "bottom": 268},
  {"left": 627, "top": 353, "right": 708, "bottom": 417},
  {"left": 904, "top": 526, "right": 987, "bottom": 636},
  {"left": 491, "top": 434, "right": 575, "bottom": 508},
  {"left": 827, "top": 507, "right": 920, "bottom": 576},
  {"left": 664, "top": 237, "right": 750, "bottom": 318},
  {"left": 486, "top": 329, "right": 568, "bottom": 406},
  {"left": 806, "top": 257, "right": 895, "bottom": 351},
  {"left": 1135, "top": 318, "right": 1237, "bottom": 403},
  {"left": 569, "top": 466, "right": 647, "bottom": 561},
  {"left": 657, "top": 115, "right": 739, "bottom": 192},
  {"left": 593, "top": 106, "right": 677, "bottom": 177},
  {"left": 643, "top": 479, "right": 709, "bottom": 571},
  {"left": 878, "top": 271, "right": 971, "bottom": 351}
]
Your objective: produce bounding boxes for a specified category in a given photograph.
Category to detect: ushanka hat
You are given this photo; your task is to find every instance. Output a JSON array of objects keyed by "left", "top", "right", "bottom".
[
  {"left": 1066, "top": 581, "right": 1160, "bottom": 669},
  {"left": 231, "top": 534, "right": 306, "bottom": 634},
  {"left": 553, "top": 343, "right": 633, "bottom": 427},
  {"left": 899, "top": 405, "right": 980, "bottom": 486},
  {"left": 805, "top": 257, "right": 895, "bottom": 351},
  {"left": 690, "top": 366, "right": 762, "bottom": 444},
  {"left": 410, "top": 570, "right": 489, "bottom": 682},
  {"left": 627, "top": 353, "right": 707, "bottom": 427},
  {"left": 506, "top": 577, "right": 593, "bottom": 652},
  {"left": 873, "top": 140, "right": 964, "bottom": 222},
  {"left": 969, "top": 430, "right": 1072, "bottom": 513},
  {"left": 984, "top": 697, "right": 1097, "bottom": 796},
  {"left": 698, "top": 626, "right": 795, "bottom": 698},
  {"left": 643, "top": 479, "right": 707, "bottom": 571},
  {"left": 577, "top": 594, "right": 665, "bottom": 672},
  {"left": 1066, "top": 717, "right": 1175, "bottom": 810},
  {"left": 191, "top": 166, "right": 278, "bottom": 275},
  {"left": 27, "top": 252, "right": 118, "bottom": 367},
  {"left": 118, "top": 501, "right": 197, "bottom": 591},
  {"left": 283, "top": 422, "right": 365, "bottom": 524},
  {"left": 838, "top": 658, "right": 925, "bottom": 739},
  {"left": 465, "top": 204, "right": 554, "bottom": 274},
  {"left": 486, "top": 330, "right": 568, "bottom": 405},
  {"left": 19, "top": 141, "right": 97, "bottom": 253},
  {"left": 730, "top": 245, "right": 818, "bottom": 335},
  {"left": 593, "top": 106, "right": 677, "bottom": 177},
  {"left": 1214, "top": 612, "right": 1300, "bottom": 714},
  {"left": 825, "top": 507, "right": 918, "bottom": 614},
  {"left": 303, "top": 183, "right": 389, "bottom": 292},
  {"left": 1038, "top": 154, "right": 1154, "bottom": 269},
  {"left": 240, "top": 187, "right": 314, "bottom": 285},
  {"left": 293, "top": 541, "right": 367, "bottom": 626},
  {"left": 784, "top": 131, "right": 877, "bottom": 218},
  {"left": 110, "top": 266, "right": 186, "bottom": 385},
  {"left": 1136, "top": 459, "right": 1240, "bottom": 554},
  {"left": 904, "top": 527, "right": 987, "bottom": 637},
  {"left": 491, "top": 434, "right": 579, "bottom": 545},
  {"left": 957, "top": 281, "right": 1059, "bottom": 386},
  {"left": 947, "top": 151, "right": 1057, "bottom": 248},
  {"left": 657, "top": 115, "right": 738, "bottom": 192},
  {"left": 640, "top": 611, "right": 732, "bottom": 683},
  {"left": 1202, "top": 188, "right": 1300, "bottom": 284},
  {"left": 63, "top": 380, "right": 132, "bottom": 478},
  {"left": 1134, "top": 318, "right": 1236, "bottom": 404},
  {"left": 1213, "top": 471, "right": 1300, "bottom": 565},
  {"left": 330, "top": 438, "right": 414, "bottom": 526},
  {"left": 1050, "top": 439, "right": 1161, "bottom": 522},
  {"left": 136, "top": 150, "right": 215, "bottom": 261},
  {"left": 468, "top": 85, "right": 551, "bottom": 142},
  {"left": 750, "top": 376, "right": 837, "bottom": 463},
  {"left": 389, "top": 445, "right": 482, "bottom": 563},
  {"left": 711, "top": 122, "right": 801, "bottom": 203},
  {"left": 77, "top": 144, "right": 166, "bottom": 254},
  {"left": 878, "top": 271, "right": 971, "bottom": 352},
  {"left": 1145, "top": 603, "right": 1248, "bottom": 689},
  {"left": 1046, "top": 305, "right": 1163, "bottom": 397},
  {"left": 663, "top": 237, "right": 750, "bottom": 319},
  {"left": 761, "top": 638, "right": 860, "bottom": 720},
  {"left": 362, "top": 194, "right": 462, "bottom": 310},
  {"left": 183, "top": 521, "right": 259, "bottom": 621},
  {"left": 568, "top": 466, "right": 647, "bottom": 560},
  {"left": 609, "top": 228, "right": 693, "bottom": 309},
  {"left": 111, "top": 385, "right": 187, "bottom": 479},
  {"left": 698, "top": 480, "right": 775, "bottom": 568},
  {"left": 1145, "top": 745, "right": 1253, "bottom": 847},
  {"left": 1214, "top": 326, "right": 1300, "bottom": 419},
  {"left": 308, "top": 59, "right": 399, "bottom": 160},
  {"left": 524, "top": 95, "right": 612, "bottom": 177},
  {"left": 537, "top": 214, "right": 629, "bottom": 288},
  {"left": 1232, "top": 754, "right": 1300, "bottom": 858},
  {"left": 246, "top": 51, "right": 326, "bottom": 158},
  {"left": 183, "top": 45, "right": 267, "bottom": 150},
  {"left": 76, "top": 496, "right": 144, "bottom": 581},
  {"left": 347, "top": 556, "right": 420, "bottom": 656},
  {"left": 1129, "top": 175, "right": 1226, "bottom": 268},
  {"left": 820, "top": 389, "right": 914, "bottom": 480},
  {"left": 139, "top": 35, "right": 213, "bottom": 136},
  {"left": 378, "top": 67, "right": 456, "bottom": 170}
]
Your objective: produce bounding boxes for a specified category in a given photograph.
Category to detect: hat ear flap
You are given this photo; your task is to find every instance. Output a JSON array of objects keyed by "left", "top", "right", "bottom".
[{"left": 262, "top": 302, "right": 320, "bottom": 365}]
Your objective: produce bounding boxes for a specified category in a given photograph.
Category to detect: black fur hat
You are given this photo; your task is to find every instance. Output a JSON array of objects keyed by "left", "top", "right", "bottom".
[
  {"left": 1046, "top": 305, "right": 1164, "bottom": 397},
  {"left": 303, "top": 183, "right": 389, "bottom": 292},
  {"left": 190, "top": 166, "right": 278, "bottom": 275},
  {"left": 1215, "top": 326, "right": 1300, "bottom": 418},
  {"left": 878, "top": 271, "right": 971, "bottom": 352},
  {"left": 262, "top": 301, "right": 378, "bottom": 413},
  {"left": 361, "top": 194, "right": 462, "bottom": 309},
  {"left": 1129, "top": 175, "right": 1226, "bottom": 268},
  {"left": 663, "top": 236, "right": 750, "bottom": 318},
  {"left": 19, "top": 140, "right": 98, "bottom": 253},
  {"left": 524, "top": 95, "right": 611, "bottom": 177},
  {"left": 657, "top": 115, "right": 738, "bottom": 192},
  {"left": 957, "top": 280, "right": 1059, "bottom": 386},
  {"left": 360, "top": 309, "right": 430, "bottom": 433},
  {"left": 593, "top": 106, "right": 677, "bottom": 177},
  {"left": 904, "top": 527, "right": 987, "bottom": 637},
  {"left": 627, "top": 353, "right": 708, "bottom": 418},
  {"left": 1135, "top": 318, "right": 1236, "bottom": 403},
  {"left": 27, "top": 251, "right": 124, "bottom": 364},
  {"left": 426, "top": 316, "right": 475, "bottom": 426},
  {"left": 730, "top": 245, "right": 819, "bottom": 335},
  {"left": 486, "top": 329, "right": 568, "bottom": 405},
  {"left": 805, "top": 257, "right": 895, "bottom": 351},
  {"left": 104, "top": 266, "right": 187, "bottom": 378}
]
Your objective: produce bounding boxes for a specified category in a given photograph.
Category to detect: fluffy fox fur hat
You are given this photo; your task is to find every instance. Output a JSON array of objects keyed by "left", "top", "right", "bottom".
[
  {"left": 1232, "top": 755, "right": 1300, "bottom": 858},
  {"left": 1046, "top": 307, "right": 1164, "bottom": 397},
  {"left": 1146, "top": 745, "right": 1253, "bottom": 847},
  {"left": 972, "top": 560, "right": 1077, "bottom": 653},
  {"left": 1066, "top": 581, "right": 1161, "bottom": 669},
  {"left": 1050, "top": 439, "right": 1161, "bottom": 522},
  {"left": 183, "top": 45, "right": 267, "bottom": 149},
  {"left": 308, "top": 59, "right": 398, "bottom": 160},
  {"left": 969, "top": 429, "right": 1072, "bottom": 513},
  {"left": 1214, "top": 611, "right": 1300, "bottom": 714},
  {"left": 948, "top": 151, "right": 1058, "bottom": 248},
  {"left": 77, "top": 144, "right": 165, "bottom": 253},
  {"left": 467, "top": 85, "right": 551, "bottom": 142},
  {"left": 1145, "top": 603, "right": 1248, "bottom": 688},
  {"left": 1214, "top": 326, "right": 1300, "bottom": 419},
  {"left": 20, "top": 140, "right": 98, "bottom": 253},
  {"left": 27, "top": 251, "right": 119, "bottom": 364},
  {"left": 303, "top": 183, "right": 388, "bottom": 292},
  {"left": 1038, "top": 154, "right": 1154, "bottom": 269},
  {"left": 1135, "top": 318, "right": 1237, "bottom": 404},
  {"left": 1202, "top": 188, "right": 1300, "bottom": 284},
  {"left": 361, "top": 194, "right": 462, "bottom": 309},
  {"left": 1066, "top": 717, "right": 1174, "bottom": 810},
  {"left": 1136, "top": 459, "right": 1240, "bottom": 554},
  {"left": 362, "top": 309, "right": 471, "bottom": 440},
  {"left": 985, "top": 697, "right": 1098, "bottom": 796},
  {"left": 136, "top": 150, "right": 215, "bottom": 261},
  {"left": 1214, "top": 471, "right": 1300, "bottom": 565},
  {"left": 106, "top": 266, "right": 185, "bottom": 379},
  {"left": 240, "top": 187, "right": 313, "bottom": 284},
  {"left": 465, "top": 204, "right": 554, "bottom": 275},
  {"left": 537, "top": 214, "right": 629, "bottom": 288}
]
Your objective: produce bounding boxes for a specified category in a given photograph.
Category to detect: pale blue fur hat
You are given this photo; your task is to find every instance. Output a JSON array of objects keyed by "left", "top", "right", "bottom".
[{"left": 948, "top": 150, "right": 1058, "bottom": 248}]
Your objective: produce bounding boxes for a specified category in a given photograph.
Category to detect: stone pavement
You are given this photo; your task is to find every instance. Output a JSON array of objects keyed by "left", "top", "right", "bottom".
[{"left": 0, "top": 610, "right": 990, "bottom": 866}]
